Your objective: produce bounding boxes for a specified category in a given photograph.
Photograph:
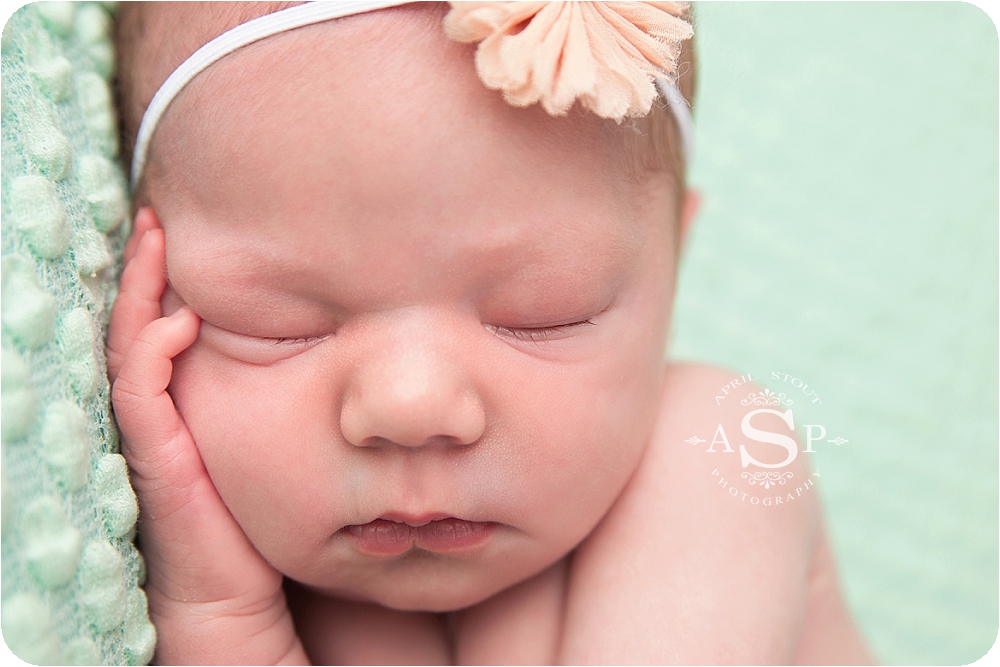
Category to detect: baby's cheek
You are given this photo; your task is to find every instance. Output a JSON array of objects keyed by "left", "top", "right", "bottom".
[
  {"left": 498, "top": 354, "right": 660, "bottom": 545},
  {"left": 169, "top": 344, "right": 341, "bottom": 561}
]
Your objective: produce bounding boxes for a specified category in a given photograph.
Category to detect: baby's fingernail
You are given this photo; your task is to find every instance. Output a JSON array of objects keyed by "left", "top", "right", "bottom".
[
  {"left": 167, "top": 306, "right": 190, "bottom": 318},
  {"left": 131, "top": 231, "right": 150, "bottom": 257}
]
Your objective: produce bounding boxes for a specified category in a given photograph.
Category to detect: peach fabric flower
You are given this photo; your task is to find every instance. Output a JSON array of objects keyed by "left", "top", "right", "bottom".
[{"left": 444, "top": 2, "right": 693, "bottom": 121}]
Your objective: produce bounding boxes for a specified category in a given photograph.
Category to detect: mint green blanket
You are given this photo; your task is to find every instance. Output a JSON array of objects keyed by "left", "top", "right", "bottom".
[
  {"left": 673, "top": 3, "right": 998, "bottom": 664},
  {"left": 2, "top": 3, "right": 153, "bottom": 664}
]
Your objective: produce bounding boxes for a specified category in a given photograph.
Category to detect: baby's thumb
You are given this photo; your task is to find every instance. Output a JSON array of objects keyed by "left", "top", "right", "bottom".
[
  {"left": 111, "top": 307, "right": 281, "bottom": 605},
  {"left": 112, "top": 307, "right": 201, "bottom": 511}
]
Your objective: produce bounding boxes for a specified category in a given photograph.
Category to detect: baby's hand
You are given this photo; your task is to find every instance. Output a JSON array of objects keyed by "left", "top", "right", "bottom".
[{"left": 108, "top": 210, "right": 308, "bottom": 665}]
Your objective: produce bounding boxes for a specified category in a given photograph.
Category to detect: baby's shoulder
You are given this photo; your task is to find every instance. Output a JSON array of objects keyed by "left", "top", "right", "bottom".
[
  {"left": 558, "top": 361, "right": 821, "bottom": 662},
  {"left": 644, "top": 363, "right": 814, "bottom": 494},
  {"left": 649, "top": 361, "right": 819, "bottom": 518},
  {"left": 658, "top": 360, "right": 765, "bottom": 431}
]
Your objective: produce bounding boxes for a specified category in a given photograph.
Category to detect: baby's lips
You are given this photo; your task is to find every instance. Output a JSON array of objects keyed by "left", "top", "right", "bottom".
[{"left": 343, "top": 517, "right": 494, "bottom": 556}]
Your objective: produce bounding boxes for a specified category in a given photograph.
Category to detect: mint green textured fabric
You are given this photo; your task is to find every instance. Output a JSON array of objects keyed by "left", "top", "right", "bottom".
[
  {"left": 673, "top": 3, "right": 998, "bottom": 664},
  {"left": 1, "top": 2, "right": 155, "bottom": 664}
]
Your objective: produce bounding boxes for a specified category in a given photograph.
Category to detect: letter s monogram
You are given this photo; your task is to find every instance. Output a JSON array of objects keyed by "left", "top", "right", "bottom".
[{"left": 740, "top": 409, "right": 797, "bottom": 469}]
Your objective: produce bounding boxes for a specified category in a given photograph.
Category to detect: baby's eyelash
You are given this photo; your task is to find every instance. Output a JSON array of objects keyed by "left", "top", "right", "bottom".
[
  {"left": 268, "top": 335, "right": 330, "bottom": 346},
  {"left": 487, "top": 319, "right": 596, "bottom": 343}
]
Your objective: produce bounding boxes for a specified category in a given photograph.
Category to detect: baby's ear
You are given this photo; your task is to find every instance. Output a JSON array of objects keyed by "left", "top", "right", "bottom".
[
  {"left": 678, "top": 188, "right": 701, "bottom": 251},
  {"left": 123, "top": 207, "right": 163, "bottom": 264}
]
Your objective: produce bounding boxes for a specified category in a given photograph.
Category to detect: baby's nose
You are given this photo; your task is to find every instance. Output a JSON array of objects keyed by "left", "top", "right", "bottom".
[{"left": 339, "top": 312, "right": 485, "bottom": 449}]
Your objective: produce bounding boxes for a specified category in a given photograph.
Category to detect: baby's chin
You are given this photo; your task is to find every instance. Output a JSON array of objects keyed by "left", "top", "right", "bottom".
[
  {"left": 300, "top": 577, "right": 499, "bottom": 614},
  {"left": 341, "top": 584, "right": 495, "bottom": 614},
  {"left": 292, "top": 545, "right": 564, "bottom": 613}
]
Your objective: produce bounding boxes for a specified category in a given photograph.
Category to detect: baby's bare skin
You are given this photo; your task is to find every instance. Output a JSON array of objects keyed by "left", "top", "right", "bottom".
[
  {"left": 283, "top": 364, "right": 871, "bottom": 665},
  {"left": 110, "top": 3, "right": 872, "bottom": 664}
]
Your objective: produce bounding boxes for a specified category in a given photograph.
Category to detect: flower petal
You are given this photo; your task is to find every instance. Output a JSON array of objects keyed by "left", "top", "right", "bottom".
[{"left": 444, "top": 1, "right": 692, "bottom": 121}]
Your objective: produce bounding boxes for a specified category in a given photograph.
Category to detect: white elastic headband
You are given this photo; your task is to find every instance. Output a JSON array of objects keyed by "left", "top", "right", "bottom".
[{"left": 130, "top": 0, "right": 694, "bottom": 189}]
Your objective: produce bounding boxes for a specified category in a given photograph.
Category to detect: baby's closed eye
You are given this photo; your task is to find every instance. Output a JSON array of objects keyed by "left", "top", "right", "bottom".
[
  {"left": 485, "top": 318, "right": 597, "bottom": 344},
  {"left": 197, "top": 322, "right": 333, "bottom": 365}
]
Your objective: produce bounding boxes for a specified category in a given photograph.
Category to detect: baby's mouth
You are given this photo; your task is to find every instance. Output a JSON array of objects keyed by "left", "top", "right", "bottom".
[{"left": 343, "top": 517, "right": 494, "bottom": 556}]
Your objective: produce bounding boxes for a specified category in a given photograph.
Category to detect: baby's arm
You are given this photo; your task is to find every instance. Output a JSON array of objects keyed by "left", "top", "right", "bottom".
[
  {"left": 108, "top": 210, "right": 309, "bottom": 665},
  {"left": 794, "top": 527, "right": 874, "bottom": 664},
  {"left": 558, "top": 363, "right": 872, "bottom": 664}
]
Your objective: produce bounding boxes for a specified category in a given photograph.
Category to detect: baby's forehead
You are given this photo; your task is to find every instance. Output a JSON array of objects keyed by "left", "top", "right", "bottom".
[
  {"left": 153, "top": 16, "right": 640, "bottom": 184},
  {"left": 121, "top": 2, "right": 441, "bottom": 145},
  {"left": 134, "top": 3, "right": 681, "bottom": 241}
]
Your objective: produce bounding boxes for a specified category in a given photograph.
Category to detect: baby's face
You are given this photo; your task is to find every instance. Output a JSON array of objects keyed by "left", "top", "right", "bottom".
[{"left": 148, "top": 7, "right": 680, "bottom": 611}]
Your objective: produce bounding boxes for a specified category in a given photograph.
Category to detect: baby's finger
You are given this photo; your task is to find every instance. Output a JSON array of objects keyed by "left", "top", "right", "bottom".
[
  {"left": 112, "top": 306, "right": 201, "bottom": 487},
  {"left": 107, "top": 228, "right": 168, "bottom": 384},
  {"left": 123, "top": 207, "right": 160, "bottom": 265},
  {"left": 112, "top": 308, "right": 280, "bottom": 603}
]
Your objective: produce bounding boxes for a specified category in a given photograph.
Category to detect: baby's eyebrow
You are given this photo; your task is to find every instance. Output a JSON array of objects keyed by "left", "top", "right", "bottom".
[{"left": 165, "top": 246, "right": 336, "bottom": 323}]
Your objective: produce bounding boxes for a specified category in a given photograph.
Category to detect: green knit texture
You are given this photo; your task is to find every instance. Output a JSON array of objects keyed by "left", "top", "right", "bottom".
[
  {"left": 674, "top": 3, "right": 998, "bottom": 664},
  {"left": 1, "top": 2, "right": 155, "bottom": 664}
]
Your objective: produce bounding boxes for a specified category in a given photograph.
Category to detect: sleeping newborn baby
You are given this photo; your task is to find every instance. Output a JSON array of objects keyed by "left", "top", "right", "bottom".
[{"left": 107, "top": 2, "right": 872, "bottom": 663}]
